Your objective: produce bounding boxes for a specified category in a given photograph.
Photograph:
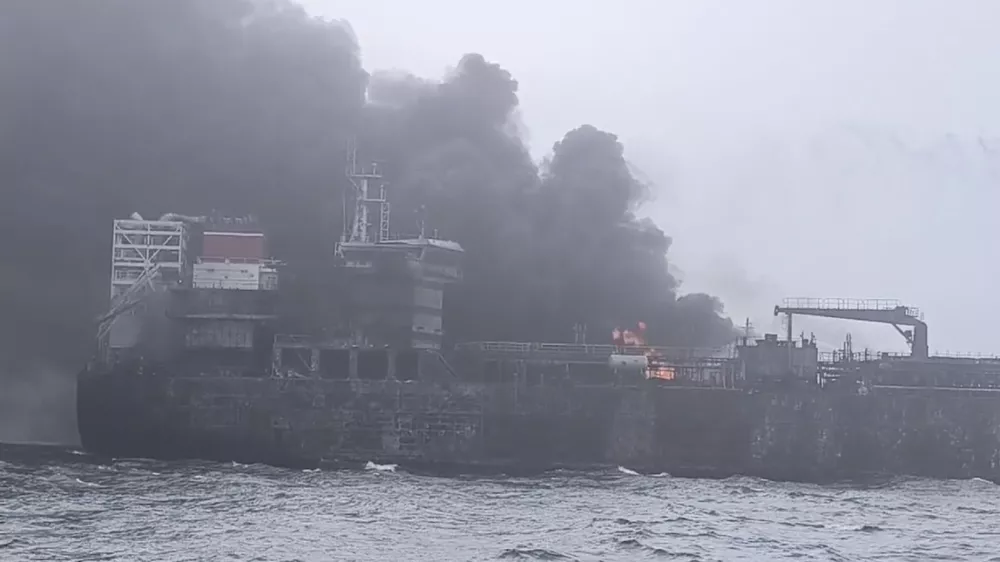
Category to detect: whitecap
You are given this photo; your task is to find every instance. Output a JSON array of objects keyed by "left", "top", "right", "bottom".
[{"left": 365, "top": 461, "right": 397, "bottom": 472}]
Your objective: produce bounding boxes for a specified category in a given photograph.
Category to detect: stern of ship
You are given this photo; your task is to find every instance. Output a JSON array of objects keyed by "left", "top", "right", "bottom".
[{"left": 76, "top": 361, "right": 154, "bottom": 458}]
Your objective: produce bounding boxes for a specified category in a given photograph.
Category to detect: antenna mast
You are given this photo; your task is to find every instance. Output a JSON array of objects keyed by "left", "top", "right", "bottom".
[{"left": 340, "top": 141, "right": 390, "bottom": 253}]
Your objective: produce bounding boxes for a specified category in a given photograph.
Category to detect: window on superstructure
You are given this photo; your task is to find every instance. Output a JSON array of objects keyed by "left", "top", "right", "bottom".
[
  {"left": 318, "top": 350, "right": 350, "bottom": 380},
  {"left": 397, "top": 351, "right": 419, "bottom": 382},
  {"left": 279, "top": 347, "right": 312, "bottom": 375},
  {"left": 358, "top": 350, "right": 389, "bottom": 380}
]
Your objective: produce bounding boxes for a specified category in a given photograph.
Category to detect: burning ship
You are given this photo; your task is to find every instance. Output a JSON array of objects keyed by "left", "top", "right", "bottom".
[{"left": 78, "top": 159, "right": 1000, "bottom": 482}]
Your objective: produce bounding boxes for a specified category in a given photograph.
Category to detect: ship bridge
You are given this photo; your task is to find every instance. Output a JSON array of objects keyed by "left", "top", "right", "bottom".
[
  {"left": 774, "top": 298, "right": 928, "bottom": 359},
  {"left": 335, "top": 149, "right": 463, "bottom": 351}
]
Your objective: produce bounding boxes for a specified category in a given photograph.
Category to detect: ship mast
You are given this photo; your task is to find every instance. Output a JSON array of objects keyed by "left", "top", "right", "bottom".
[{"left": 339, "top": 142, "right": 389, "bottom": 253}]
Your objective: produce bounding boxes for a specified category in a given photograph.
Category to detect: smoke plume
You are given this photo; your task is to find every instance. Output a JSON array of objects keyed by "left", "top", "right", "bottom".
[{"left": 0, "top": 0, "right": 735, "bottom": 396}]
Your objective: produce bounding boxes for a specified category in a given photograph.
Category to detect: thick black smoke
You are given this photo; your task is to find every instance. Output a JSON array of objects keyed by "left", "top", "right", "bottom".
[{"left": 0, "top": 0, "right": 734, "bottom": 387}]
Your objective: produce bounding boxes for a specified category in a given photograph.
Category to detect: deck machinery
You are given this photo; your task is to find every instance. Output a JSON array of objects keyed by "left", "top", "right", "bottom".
[
  {"left": 775, "top": 298, "right": 928, "bottom": 359},
  {"left": 93, "top": 197, "right": 1000, "bottom": 393},
  {"left": 769, "top": 298, "right": 1000, "bottom": 389}
]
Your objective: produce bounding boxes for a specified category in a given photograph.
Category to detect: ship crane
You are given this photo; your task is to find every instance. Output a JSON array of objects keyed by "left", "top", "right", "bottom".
[{"left": 774, "top": 298, "right": 928, "bottom": 359}]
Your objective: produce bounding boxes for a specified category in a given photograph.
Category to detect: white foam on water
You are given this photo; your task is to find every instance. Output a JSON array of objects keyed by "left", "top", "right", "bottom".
[{"left": 365, "top": 461, "right": 397, "bottom": 473}]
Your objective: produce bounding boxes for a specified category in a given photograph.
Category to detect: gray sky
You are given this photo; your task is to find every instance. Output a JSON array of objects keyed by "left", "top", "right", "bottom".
[{"left": 299, "top": 0, "right": 999, "bottom": 355}]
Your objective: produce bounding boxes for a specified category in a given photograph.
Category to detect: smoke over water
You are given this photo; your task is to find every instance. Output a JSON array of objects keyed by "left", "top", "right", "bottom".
[
  {"left": 0, "top": 363, "right": 79, "bottom": 446},
  {"left": 0, "top": 0, "right": 733, "bottom": 441}
]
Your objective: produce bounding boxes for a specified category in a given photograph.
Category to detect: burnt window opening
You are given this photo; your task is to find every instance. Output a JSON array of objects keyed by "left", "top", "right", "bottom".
[
  {"left": 279, "top": 348, "right": 311, "bottom": 374},
  {"left": 397, "top": 350, "right": 419, "bottom": 382},
  {"left": 251, "top": 326, "right": 274, "bottom": 374},
  {"left": 318, "top": 350, "right": 350, "bottom": 380},
  {"left": 358, "top": 350, "right": 389, "bottom": 381}
]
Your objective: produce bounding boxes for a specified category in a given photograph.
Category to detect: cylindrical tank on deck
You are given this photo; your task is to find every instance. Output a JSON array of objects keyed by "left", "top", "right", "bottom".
[{"left": 609, "top": 354, "right": 648, "bottom": 372}]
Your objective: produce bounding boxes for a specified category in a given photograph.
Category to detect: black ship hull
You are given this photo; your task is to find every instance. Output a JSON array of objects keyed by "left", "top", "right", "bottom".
[
  {"left": 77, "top": 367, "right": 316, "bottom": 469},
  {"left": 76, "top": 365, "right": 1000, "bottom": 483}
]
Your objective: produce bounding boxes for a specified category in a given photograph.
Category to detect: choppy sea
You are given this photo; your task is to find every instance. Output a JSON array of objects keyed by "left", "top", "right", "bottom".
[{"left": 1, "top": 445, "right": 998, "bottom": 561}]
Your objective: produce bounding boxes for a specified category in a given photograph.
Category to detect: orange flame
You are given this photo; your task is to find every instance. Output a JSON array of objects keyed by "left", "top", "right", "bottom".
[
  {"left": 646, "top": 361, "right": 676, "bottom": 380},
  {"left": 611, "top": 322, "right": 675, "bottom": 380},
  {"left": 612, "top": 322, "right": 647, "bottom": 348}
]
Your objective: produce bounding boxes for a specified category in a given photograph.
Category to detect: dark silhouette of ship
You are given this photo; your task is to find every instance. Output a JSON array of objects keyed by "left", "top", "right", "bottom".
[{"left": 77, "top": 159, "right": 1000, "bottom": 482}]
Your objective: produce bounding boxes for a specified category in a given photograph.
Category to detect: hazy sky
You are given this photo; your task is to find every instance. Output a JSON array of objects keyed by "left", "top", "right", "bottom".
[{"left": 299, "top": 0, "right": 999, "bottom": 354}]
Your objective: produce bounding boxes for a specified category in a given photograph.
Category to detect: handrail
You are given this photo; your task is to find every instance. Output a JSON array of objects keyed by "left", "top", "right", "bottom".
[
  {"left": 781, "top": 297, "right": 921, "bottom": 319},
  {"left": 453, "top": 341, "right": 730, "bottom": 357},
  {"left": 818, "top": 349, "right": 1000, "bottom": 365}
]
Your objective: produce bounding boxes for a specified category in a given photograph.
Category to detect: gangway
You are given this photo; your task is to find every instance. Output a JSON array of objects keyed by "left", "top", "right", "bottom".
[{"left": 774, "top": 298, "right": 928, "bottom": 359}]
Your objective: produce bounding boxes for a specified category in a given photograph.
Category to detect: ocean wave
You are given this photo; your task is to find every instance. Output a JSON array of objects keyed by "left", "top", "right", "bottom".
[{"left": 1, "top": 445, "right": 998, "bottom": 561}]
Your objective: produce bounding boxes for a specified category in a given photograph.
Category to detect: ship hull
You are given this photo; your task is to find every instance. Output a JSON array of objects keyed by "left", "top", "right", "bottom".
[
  {"left": 77, "top": 366, "right": 1000, "bottom": 482},
  {"left": 77, "top": 367, "right": 316, "bottom": 468}
]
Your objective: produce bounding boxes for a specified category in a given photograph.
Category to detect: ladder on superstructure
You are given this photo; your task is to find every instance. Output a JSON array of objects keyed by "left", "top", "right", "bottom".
[{"left": 378, "top": 179, "right": 390, "bottom": 243}]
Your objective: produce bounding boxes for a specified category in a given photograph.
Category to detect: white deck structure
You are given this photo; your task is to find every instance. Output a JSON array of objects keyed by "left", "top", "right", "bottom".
[{"left": 110, "top": 218, "right": 188, "bottom": 301}]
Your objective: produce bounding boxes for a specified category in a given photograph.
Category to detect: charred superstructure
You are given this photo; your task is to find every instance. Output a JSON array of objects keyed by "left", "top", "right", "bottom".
[
  {"left": 96, "top": 213, "right": 279, "bottom": 373},
  {"left": 76, "top": 160, "right": 1000, "bottom": 483},
  {"left": 335, "top": 155, "right": 462, "bottom": 350}
]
